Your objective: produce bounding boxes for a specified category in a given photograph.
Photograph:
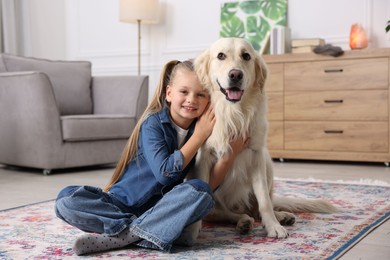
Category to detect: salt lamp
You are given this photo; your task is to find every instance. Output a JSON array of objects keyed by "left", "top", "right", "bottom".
[{"left": 349, "top": 23, "right": 368, "bottom": 49}]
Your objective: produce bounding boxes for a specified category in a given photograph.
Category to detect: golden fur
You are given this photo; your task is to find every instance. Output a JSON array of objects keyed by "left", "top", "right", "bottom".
[{"left": 188, "top": 38, "right": 337, "bottom": 239}]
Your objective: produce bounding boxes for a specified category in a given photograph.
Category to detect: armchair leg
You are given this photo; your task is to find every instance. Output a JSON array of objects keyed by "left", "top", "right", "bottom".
[{"left": 43, "top": 169, "right": 52, "bottom": 175}]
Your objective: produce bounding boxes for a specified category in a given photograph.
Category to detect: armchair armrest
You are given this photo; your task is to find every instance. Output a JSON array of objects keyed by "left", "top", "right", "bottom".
[
  {"left": 0, "top": 71, "right": 63, "bottom": 168},
  {"left": 91, "top": 75, "right": 148, "bottom": 121}
]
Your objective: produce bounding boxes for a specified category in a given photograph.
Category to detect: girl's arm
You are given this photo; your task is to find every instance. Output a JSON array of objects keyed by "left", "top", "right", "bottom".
[
  {"left": 180, "top": 104, "right": 215, "bottom": 168},
  {"left": 209, "top": 136, "right": 250, "bottom": 190},
  {"left": 140, "top": 105, "right": 214, "bottom": 186}
]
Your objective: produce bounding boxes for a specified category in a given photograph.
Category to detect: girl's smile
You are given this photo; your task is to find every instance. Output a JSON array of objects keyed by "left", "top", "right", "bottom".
[{"left": 182, "top": 105, "right": 197, "bottom": 112}]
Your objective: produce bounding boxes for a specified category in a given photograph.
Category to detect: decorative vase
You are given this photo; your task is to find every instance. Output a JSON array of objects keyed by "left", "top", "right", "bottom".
[{"left": 349, "top": 23, "right": 368, "bottom": 49}]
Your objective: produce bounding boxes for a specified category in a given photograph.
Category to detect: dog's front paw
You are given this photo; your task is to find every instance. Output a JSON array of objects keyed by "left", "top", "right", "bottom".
[
  {"left": 236, "top": 214, "right": 255, "bottom": 234},
  {"left": 266, "top": 224, "right": 289, "bottom": 238},
  {"left": 274, "top": 211, "right": 296, "bottom": 226}
]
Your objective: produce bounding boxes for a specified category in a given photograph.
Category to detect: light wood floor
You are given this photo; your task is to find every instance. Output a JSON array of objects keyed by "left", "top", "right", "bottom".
[{"left": 0, "top": 160, "right": 389, "bottom": 259}]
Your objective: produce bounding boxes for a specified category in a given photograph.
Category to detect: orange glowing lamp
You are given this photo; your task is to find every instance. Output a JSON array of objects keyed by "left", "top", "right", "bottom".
[{"left": 349, "top": 23, "right": 368, "bottom": 49}]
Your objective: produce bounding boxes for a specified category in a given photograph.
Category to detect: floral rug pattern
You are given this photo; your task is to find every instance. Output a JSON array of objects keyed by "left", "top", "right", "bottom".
[{"left": 0, "top": 179, "right": 389, "bottom": 259}]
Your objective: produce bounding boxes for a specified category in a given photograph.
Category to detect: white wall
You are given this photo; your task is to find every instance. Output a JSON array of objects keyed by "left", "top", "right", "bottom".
[
  {"left": 26, "top": 0, "right": 67, "bottom": 59},
  {"left": 26, "top": 0, "right": 390, "bottom": 100}
]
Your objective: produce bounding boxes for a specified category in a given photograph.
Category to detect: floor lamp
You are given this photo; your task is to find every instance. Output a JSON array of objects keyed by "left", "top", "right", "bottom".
[{"left": 120, "top": 0, "right": 159, "bottom": 75}]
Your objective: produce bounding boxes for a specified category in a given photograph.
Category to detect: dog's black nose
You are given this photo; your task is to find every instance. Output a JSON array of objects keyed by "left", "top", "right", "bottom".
[{"left": 229, "top": 69, "right": 243, "bottom": 84}]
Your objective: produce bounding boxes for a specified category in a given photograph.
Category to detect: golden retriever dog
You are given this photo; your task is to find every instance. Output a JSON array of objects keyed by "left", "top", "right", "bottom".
[{"left": 187, "top": 38, "right": 337, "bottom": 240}]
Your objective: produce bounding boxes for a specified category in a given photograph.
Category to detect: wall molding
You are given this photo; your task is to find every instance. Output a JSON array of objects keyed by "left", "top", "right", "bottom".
[
  {"left": 364, "top": 0, "right": 373, "bottom": 40},
  {"left": 92, "top": 63, "right": 162, "bottom": 75},
  {"left": 78, "top": 49, "right": 150, "bottom": 59},
  {"left": 65, "top": 0, "right": 152, "bottom": 60},
  {"left": 161, "top": 44, "right": 209, "bottom": 55}
]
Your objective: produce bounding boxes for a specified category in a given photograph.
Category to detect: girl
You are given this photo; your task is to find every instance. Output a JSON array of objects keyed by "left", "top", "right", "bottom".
[{"left": 55, "top": 60, "right": 249, "bottom": 255}]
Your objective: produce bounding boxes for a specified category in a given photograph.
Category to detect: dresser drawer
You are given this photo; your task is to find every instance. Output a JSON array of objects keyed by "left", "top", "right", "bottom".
[
  {"left": 284, "top": 90, "right": 388, "bottom": 121},
  {"left": 266, "top": 63, "right": 284, "bottom": 92},
  {"left": 268, "top": 92, "right": 283, "bottom": 120},
  {"left": 285, "top": 58, "right": 389, "bottom": 91},
  {"left": 268, "top": 121, "right": 283, "bottom": 150},
  {"left": 285, "top": 121, "right": 388, "bottom": 152}
]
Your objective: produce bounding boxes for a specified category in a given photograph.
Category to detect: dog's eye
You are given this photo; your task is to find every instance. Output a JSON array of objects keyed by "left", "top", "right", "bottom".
[
  {"left": 242, "top": 53, "right": 251, "bottom": 61},
  {"left": 217, "top": 53, "right": 226, "bottom": 60}
]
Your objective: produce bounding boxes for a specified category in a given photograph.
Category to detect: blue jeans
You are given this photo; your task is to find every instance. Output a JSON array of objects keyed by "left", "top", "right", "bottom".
[{"left": 55, "top": 179, "right": 214, "bottom": 252}]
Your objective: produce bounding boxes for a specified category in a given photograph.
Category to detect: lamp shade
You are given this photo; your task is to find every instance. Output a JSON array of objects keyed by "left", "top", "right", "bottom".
[{"left": 120, "top": 0, "right": 159, "bottom": 24}]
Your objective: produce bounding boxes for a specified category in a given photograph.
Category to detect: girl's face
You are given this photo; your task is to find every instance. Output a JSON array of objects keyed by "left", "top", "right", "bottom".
[{"left": 166, "top": 69, "right": 209, "bottom": 129}]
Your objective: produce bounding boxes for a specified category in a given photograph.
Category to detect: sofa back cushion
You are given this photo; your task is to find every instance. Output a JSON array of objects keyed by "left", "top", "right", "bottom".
[{"left": 1, "top": 54, "right": 92, "bottom": 115}]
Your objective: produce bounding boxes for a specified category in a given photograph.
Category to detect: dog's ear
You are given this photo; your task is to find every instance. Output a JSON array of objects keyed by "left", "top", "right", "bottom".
[
  {"left": 194, "top": 48, "right": 211, "bottom": 88},
  {"left": 255, "top": 54, "right": 268, "bottom": 91}
]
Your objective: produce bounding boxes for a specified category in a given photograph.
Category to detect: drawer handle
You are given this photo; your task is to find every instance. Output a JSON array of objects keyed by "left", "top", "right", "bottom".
[
  {"left": 324, "top": 99, "right": 343, "bottom": 103},
  {"left": 324, "top": 130, "right": 344, "bottom": 134},
  {"left": 324, "top": 69, "right": 343, "bottom": 73}
]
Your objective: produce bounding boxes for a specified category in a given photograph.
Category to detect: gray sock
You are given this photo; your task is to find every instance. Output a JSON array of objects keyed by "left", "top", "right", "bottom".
[{"left": 72, "top": 229, "right": 140, "bottom": 255}]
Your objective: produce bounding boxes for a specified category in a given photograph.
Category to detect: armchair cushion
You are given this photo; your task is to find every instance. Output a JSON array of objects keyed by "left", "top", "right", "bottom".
[
  {"left": 1, "top": 54, "right": 92, "bottom": 115},
  {"left": 61, "top": 115, "right": 135, "bottom": 142}
]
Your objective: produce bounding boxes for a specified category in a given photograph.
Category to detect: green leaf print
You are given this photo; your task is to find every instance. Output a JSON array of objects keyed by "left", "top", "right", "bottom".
[
  {"left": 260, "top": 0, "right": 287, "bottom": 21},
  {"left": 219, "top": 0, "right": 287, "bottom": 50},
  {"left": 275, "top": 15, "right": 287, "bottom": 26},
  {"left": 220, "top": 16, "right": 245, "bottom": 38},
  {"left": 246, "top": 16, "right": 270, "bottom": 50},
  {"left": 220, "top": 2, "right": 239, "bottom": 23},
  {"left": 239, "top": 0, "right": 261, "bottom": 14}
]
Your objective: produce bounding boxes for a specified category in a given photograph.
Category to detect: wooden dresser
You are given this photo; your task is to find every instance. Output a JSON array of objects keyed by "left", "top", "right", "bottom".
[{"left": 263, "top": 48, "right": 390, "bottom": 164}]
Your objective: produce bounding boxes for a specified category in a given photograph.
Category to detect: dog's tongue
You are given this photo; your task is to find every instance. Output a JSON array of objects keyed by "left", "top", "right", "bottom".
[{"left": 226, "top": 88, "right": 244, "bottom": 101}]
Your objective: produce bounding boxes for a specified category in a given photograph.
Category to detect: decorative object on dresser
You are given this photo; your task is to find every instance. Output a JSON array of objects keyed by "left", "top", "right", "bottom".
[
  {"left": 313, "top": 44, "right": 344, "bottom": 57},
  {"left": 270, "top": 26, "right": 291, "bottom": 55},
  {"left": 264, "top": 48, "right": 390, "bottom": 165},
  {"left": 349, "top": 23, "right": 368, "bottom": 50},
  {"left": 291, "top": 38, "right": 325, "bottom": 54}
]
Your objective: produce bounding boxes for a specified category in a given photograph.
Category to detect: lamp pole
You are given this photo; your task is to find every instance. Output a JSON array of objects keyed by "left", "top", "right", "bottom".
[
  {"left": 137, "top": 19, "right": 141, "bottom": 75},
  {"left": 119, "top": 0, "right": 159, "bottom": 76}
]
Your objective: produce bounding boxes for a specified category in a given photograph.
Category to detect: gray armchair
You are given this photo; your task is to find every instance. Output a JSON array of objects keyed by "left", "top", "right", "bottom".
[{"left": 0, "top": 54, "right": 148, "bottom": 174}]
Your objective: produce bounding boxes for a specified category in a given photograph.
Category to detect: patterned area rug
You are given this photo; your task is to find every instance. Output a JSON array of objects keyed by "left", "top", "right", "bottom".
[{"left": 1, "top": 179, "right": 389, "bottom": 260}]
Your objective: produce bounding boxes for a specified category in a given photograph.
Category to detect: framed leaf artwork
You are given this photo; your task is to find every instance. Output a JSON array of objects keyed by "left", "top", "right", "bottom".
[{"left": 220, "top": 0, "right": 288, "bottom": 51}]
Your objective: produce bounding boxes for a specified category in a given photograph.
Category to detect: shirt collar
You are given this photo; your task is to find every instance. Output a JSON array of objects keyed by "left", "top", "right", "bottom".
[
  {"left": 159, "top": 103, "right": 196, "bottom": 134},
  {"left": 159, "top": 103, "right": 173, "bottom": 124}
]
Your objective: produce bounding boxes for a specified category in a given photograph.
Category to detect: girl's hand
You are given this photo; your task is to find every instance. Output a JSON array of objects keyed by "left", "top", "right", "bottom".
[
  {"left": 180, "top": 103, "right": 215, "bottom": 169},
  {"left": 209, "top": 134, "right": 250, "bottom": 190},
  {"left": 223, "top": 135, "right": 250, "bottom": 160},
  {"left": 194, "top": 103, "right": 215, "bottom": 141}
]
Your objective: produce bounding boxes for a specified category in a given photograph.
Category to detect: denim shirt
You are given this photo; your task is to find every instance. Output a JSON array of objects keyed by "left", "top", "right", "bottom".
[{"left": 109, "top": 105, "right": 196, "bottom": 215}]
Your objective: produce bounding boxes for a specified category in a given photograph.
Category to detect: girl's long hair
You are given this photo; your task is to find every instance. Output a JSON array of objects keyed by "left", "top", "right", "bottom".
[{"left": 103, "top": 59, "right": 194, "bottom": 192}]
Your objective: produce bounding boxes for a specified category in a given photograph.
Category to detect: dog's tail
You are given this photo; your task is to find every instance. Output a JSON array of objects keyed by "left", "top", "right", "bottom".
[{"left": 273, "top": 196, "right": 339, "bottom": 213}]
